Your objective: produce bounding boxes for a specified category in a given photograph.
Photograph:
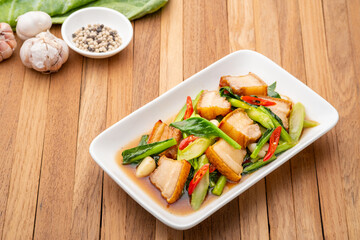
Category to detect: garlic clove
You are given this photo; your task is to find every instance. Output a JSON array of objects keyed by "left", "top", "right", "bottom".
[
  {"left": 136, "top": 156, "right": 156, "bottom": 178},
  {"left": 16, "top": 11, "right": 52, "bottom": 40},
  {"left": 0, "top": 22, "right": 17, "bottom": 62},
  {"left": 20, "top": 31, "right": 69, "bottom": 73}
]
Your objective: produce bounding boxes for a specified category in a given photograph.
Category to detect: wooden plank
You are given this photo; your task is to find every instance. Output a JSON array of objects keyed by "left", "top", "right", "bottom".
[
  {"left": 253, "top": 0, "right": 297, "bottom": 239},
  {"left": 276, "top": 0, "right": 323, "bottom": 238},
  {"left": 238, "top": 181, "right": 269, "bottom": 239},
  {"left": 155, "top": 1, "right": 184, "bottom": 239},
  {"left": 101, "top": 25, "right": 134, "bottom": 240},
  {"left": 2, "top": 69, "right": 50, "bottom": 239},
  {"left": 322, "top": 0, "right": 360, "bottom": 238},
  {"left": 0, "top": 41, "right": 25, "bottom": 237},
  {"left": 33, "top": 27, "right": 82, "bottom": 239},
  {"left": 70, "top": 58, "right": 108, "bottom": 239},
  {"left": 347, "top": 0, "right": 360, "bottom": 73},
  {"left": 124, "top": 12, "right": 161, "bottom": 240},
  {"left": 298, "top": 0, "right": 349, "bottom": 238},
  {"left": 228, "top": 0, "right": 255, "bottom": 52},
  {"left": 227, "top": 1, "right": 270, "bottom": 239}
]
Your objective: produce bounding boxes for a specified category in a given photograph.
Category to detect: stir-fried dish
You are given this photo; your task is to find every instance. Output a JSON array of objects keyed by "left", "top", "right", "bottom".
[{"left": 119, "top": 72, "right": 319, "bottom": 211}]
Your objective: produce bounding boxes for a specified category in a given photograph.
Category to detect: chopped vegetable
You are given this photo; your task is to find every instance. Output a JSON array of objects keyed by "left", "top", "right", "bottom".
[
  {"left": 138, "top": 135, "right": 149, "bottom": 146},
  {"left": 212, "top": 175, "right": 227, "bottom": 196},
  {"left": 174, "top": 104, "right": 187, "bottom": 122},
  {"left": 179, "top": 135, "right": 199, "bottom": 150},
  {"left": 242, "top": 156, "right": 276, "bottom": 174},
  {"left": 188, "top": 163, "right": 210, "bottom": 195},
  {"left": 245, "top": 107, "right": 275, "bottom": 129},
  {"left": 191, "top": 155, "right": 210, "bottom": 210},
  {"left": 122, "top": 138, "right": 177, "bottom": 164},
  {"left": 250, "top": 128, "right": 274, "bottom": 159},
  {"left": 228, "top": 98, "right": 251, "bottom": 109},
  {"left": 289, "top": 102, "right": 306, "bottom": 142},
  {"left": 170, "top": 117, "right": 242, "bottom": 149},
  {"left": 275, "top": 142, "right": 296, "bottom": 154},
  {"left": 267, "top": 82, "right": 281, "bottom": 98},
  {"left": 258, "top": 106, "right": 292, "bottom": 143},
  {"left": 263, "top": 126, "right": 281, "bottom": 161},
  {"left": 303, "top": 119, "right": 319, "bottom": 128},
  {"left": 177, "top": 137, "right": 213, "bottom": 161},
  {"left": 174, "top": 90, "right": 203, "bottom": 122},
  {"left": 241, "top": 96, "right": 276, "bottom": 106},
  {"left": 184, "top": 96, "right": 194, "bottom": 120}
]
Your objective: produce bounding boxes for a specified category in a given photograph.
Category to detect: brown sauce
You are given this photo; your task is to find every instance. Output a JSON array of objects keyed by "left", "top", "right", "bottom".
[{"left": 115, "top": 132, "right": 236, "bottom": 215}]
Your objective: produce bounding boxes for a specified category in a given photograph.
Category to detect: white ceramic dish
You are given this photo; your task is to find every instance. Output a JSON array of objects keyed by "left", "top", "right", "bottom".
[
  {"left": 89, "top": 50, "right": 338, "bottom": 230},
  {"left": 61, "top": 7, "right": 133, "bottom": 59}
]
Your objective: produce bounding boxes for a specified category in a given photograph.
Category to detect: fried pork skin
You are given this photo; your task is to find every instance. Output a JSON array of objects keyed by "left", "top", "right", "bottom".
[
  {"left": 148, "top": 120, "right": 182, "bottom": 159},
  {"left": 219, "top": 108, "right": 261, "bottom": 148},
  {"left": 150, "top": 157, "right": 191, "bottom": 203},
  {"left": 197, "top": 90, "right": 231, "bottom": 120},
  {"left": 219, "top": 72, "right": 268, "bottom": 96},
  {"left": 206, "top": 139, "right": 246, "bottom": 182}
]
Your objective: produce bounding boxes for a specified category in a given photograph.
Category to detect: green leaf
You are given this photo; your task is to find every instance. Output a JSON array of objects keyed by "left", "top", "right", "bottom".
[
  {"left": 267, "top": 82, "right": 281, "bottom": 98},
  {"left": 170, "top": 117, "right": 241, "bottom": 149},
  {"left": 122, "top": 138, "right": 176, "bottom": 164},
  {"left": 0, "top": 0, "right": 168, "bottom": 28}
]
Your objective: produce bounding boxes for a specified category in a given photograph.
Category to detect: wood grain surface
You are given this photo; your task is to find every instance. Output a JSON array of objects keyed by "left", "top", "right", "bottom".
[{"left": 0, "top": 0, "right": 359, "bottom": 239}]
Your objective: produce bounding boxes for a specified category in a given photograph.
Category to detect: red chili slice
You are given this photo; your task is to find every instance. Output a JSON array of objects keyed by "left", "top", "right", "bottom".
[
  {"left": 209, "top": 164, "right": 216, "bottom": 173},
  {"left": 183, "top": 96, "right": 194, "bottom": 120},
  {"left": 241, "top": 96, "right": 276, "bottom": 106},
  {"left": 188, "top": 164, "right": 210, "bottom": 195},
  {"left": 178, "top": 135, "right": 199, "bottom": 150},
  {"left": 263, "top": 126, "right": 282, "bottom": 161}
]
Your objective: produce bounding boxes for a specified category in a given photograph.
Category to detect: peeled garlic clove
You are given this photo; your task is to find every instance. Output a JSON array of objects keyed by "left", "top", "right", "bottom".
[
  {"left": 0, "top": 22, "right": 17, "bottom": 62},
  {"left": 16, "top": 11, "right": 52, "bottom": 40},
  {"left": 136, "top": 156, "right": 156, "bottom": 178},
  {"left": 20, "top": 31, "right": 69, "bottom": 73}
]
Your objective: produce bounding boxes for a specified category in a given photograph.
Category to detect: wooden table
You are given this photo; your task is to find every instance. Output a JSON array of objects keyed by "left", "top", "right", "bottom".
[{"left": 1, "top": 0, "right": 359, "bottom": 239}]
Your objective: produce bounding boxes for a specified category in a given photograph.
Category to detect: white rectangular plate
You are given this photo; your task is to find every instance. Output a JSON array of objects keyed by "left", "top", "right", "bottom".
[{"left": 90, "top": 50, "right": 338, "bottom": 230}]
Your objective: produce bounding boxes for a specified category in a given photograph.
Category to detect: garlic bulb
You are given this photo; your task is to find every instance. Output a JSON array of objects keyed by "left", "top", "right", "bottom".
[
  {"left": 20, "top": 31, "right": 69, "bottom": 73},
  {"left": 0, "top": 23, "right": 17, "bottom": 62},
  {"left": 16, "top": 11, "right": 52, "bottom": 40}
]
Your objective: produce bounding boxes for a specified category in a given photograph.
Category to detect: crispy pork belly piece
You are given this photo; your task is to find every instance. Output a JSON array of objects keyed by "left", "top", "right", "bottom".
[
  {"left": 197, "top": 90, "right": 231, "bottom": 120},
  {"left": 206, "top": 139, "right": 246, "bottom": 181},
  {"left": 260, "top": 96, "right": 292, "bottom": 129},
  {"left": 150, "top": 157, "right": 191, "bottom": 203},
  {"left": 148, "top": 120, "right": 182, "bottom": 159},
  {"left": 219, "top": 108, "right": 261, "bottom": 148},
  {"left": 219, "top": 72, "right": 268, "bottom": 96}
]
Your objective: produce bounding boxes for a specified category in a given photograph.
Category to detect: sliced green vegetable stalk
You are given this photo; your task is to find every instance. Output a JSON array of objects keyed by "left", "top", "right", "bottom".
[
  {"left": 289, "top": 102, "right": 305, "bottom": 142},
  {"left": 191, "top": 90, "right": 204, "bottom": 117},
  {"left": 274, "top": 142, "right": 296, "bottom": 154},
  {"left": 258, "top": 106, "right": 292, "bottom": 143},
  {"left": 242, "top": 156, "right": 277, "bottom": 174},
  {"left": 170, "top": 117, "right": 242, "bottom": 149},
  {"left": 177, "top": 137, "right": 214, "bottom": 161},
  {"left": 250, "top": 128, "right": 274, "bottom": 159},
  {"left": 174, "top": 90, "right": 203, "bottom": 122},
  {"left": 212, "top": 175, "right": 227, "bottom": 196},
  {"left": 138, "top": 135, "right": 149, "bottom": 146},
  {"left": 245, "top": 107, "right": 275, "bottom": 129},
  {"left": 191, "top": 155, "right": 210, "bottom": 210},
  {"left": 122, "top": 138, "right": 177, "bottom": 164},
  {"left": 303, "top": 119, "right": 319, "bottom": 128},
  {"left": 228, "top": 98, "right": 251, "bottom": 109}
]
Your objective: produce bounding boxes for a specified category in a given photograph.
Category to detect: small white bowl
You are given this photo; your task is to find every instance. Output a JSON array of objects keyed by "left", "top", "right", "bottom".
[{"left": 61, "top": 7, "right": 133, "bottom": 59}]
